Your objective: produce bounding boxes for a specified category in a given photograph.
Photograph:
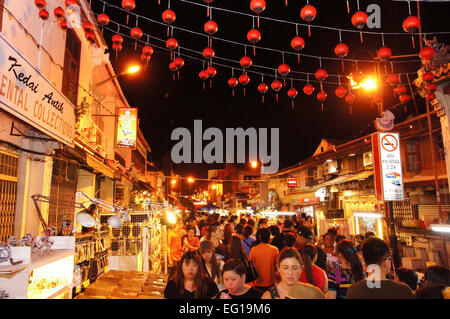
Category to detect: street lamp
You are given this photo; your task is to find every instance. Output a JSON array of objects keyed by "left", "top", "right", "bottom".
[
  {"left": 92, "top": 65, "right": 141, "bottom": 90},
  {"left": 250, "top": 161, "right": 259, "bottom": 168}
]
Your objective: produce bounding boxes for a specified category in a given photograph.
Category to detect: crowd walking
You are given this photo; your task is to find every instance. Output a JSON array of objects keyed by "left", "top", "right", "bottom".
[{"left": 164, "top": 212, "right": 450, "bottom": 299}]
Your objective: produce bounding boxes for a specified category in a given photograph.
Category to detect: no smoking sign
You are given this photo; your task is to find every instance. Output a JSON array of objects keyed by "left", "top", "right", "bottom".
[{"left": 381, "top": 134, "right": 398, "bottom": 152}]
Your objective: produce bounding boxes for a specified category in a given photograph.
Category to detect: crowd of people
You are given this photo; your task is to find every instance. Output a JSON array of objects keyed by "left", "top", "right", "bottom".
[{"left": 164, "top": 212, "right": 450, "bottom": 299}]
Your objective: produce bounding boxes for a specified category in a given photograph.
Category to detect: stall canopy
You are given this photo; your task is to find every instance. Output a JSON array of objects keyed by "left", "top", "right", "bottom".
[
  {"left": 318, "top": 170, "right": 374, "bottom": 187},
  {"left": 199, "top": 203, "right": 219, "bottom": 211}
]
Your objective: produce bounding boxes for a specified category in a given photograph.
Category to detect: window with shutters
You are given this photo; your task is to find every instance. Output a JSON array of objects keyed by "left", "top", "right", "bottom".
[
  {"left": 62, "top": 29, "right": 81, "bottom": 106},
  {"left": 0, "top": 150, "right": 18, "bottom": 243}
]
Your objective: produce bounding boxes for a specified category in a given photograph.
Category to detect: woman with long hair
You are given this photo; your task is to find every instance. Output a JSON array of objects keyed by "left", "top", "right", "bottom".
[
  {"left": 261, "top": 248, "right": 325, "bottom": 299},
  {"left": 215, "top": 258, "right": 264, "bottom": 299},
  {"left": 300, "top": 244, "right": 328, "bottom": 294},
  {"left": 223, "top": 223, "right": 233, "bottom": 246},
  {"left": 241, "top": 225, "right": 256, "bottom": 256},
  {"left": 199, "top": 240, "right": 224, "bottom": 291},
  {"left": 228, "top": 235, "right": 247, "bottom": 265},
  {"left": 327, "top": 239, "right": 365, "bottom": 299},
  {"left": 164, "top": 251, "right": 219, "bottom": 299}
]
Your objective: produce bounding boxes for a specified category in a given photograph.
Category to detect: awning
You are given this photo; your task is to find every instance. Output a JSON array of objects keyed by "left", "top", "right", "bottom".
[
  {"left": 318, "top": 170, "right": 374, "bottom": 187},
  {"left": 403, "top": 174, "right": 448, "bottom": 185},
  {"left": 86, "top": 154, "right": 115, "bottom": 179}
]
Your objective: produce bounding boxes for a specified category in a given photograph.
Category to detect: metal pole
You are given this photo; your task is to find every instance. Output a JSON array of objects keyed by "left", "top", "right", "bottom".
[{"left": 417, "top": 0, "right": 448, "bottom": 267}]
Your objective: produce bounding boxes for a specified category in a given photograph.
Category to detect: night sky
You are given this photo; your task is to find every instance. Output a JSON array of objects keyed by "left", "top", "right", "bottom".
[{"left": 90, "top": 0, "right": 450, "bottom": 180}]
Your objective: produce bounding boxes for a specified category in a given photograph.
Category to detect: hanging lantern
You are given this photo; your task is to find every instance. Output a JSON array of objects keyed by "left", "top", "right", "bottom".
[
  {"left": 315, "top": 69, "right": 328, "bottom": 82},
  {"left": 54, "top": 7, "right": 65, "bottom": 20},
  {"left": 97, "top": 13, "right": 110, "bottom": 26},
  {"left": 140, "top": 53, "right": 150, "bottom": 63},
  {"left": 162, "top": 9, "right": 176, "bottom": 24},
  {"left": 122, "top": 0, "right": 136, "bottom": 24},
  {"left": 199, "top": 70, "right": 209, "bottom": 89},
  {"left": 426, "top": 83, "right": 437, "bottom": 92},
  {"left": 377, "top": 47, "right": 392, "bottom": 61},
  {"left": 422, "top": 72, "right": 435, "bottom": 83},
  {"left": 271, "top": 80, "right": 283, "bottom": 102},
  {"left": 278, "top": 64, "right": 290, "bottom": 77},
  {"left": 112, "top": 42, "right": 123, "bottom": 59},
  {"left": 335, "top": 86, "right": 347, "bottom": 98},
  {"left": 239, "top": 74, "right": 250, "bottom": 96},
  {"left": 83, "top": 21, "right": 94, "bottom": 34},
  {"left": 39, "top": 9, "right": 49, "bottom": 21},
  {"left": 59, "top": 19, "right": 69, "bottom": 31},
  {"left": 334, "top": 43, "right": 349, "bottom": 58},
  {"left": 206, "top": 66, "right": 217, "bottom": 78},
  {"left": 112, "top": 34, "right": 123, "bottom": 44},
  {"left": 65, "top": 0, "right": 78, "bottom": 7},
  {"left": 345, "top": 93, "right": 356, "bottom": 113},
  {"left": 250, "top": 0, "right": 266, "bottom": 28},
  {"left": 35, "top": 0, "right": 46, "bottom": 9},
  {"left": 143, "top": 45, "right": 154, "bottom": 57},
  {"left": 419, "top": 47, "right": 435, "bottom": 63},
  {"left": 399, "top": 94, "right": 411, "bottom": 113},
  {"left": 166, "top": 38, "right": 178, "bottom": 51},
  {"left": 300, "top": 5, "right": 317, "bottom": 37},
  {"left": 174, "top": 57, "right": 185, "bottom": 69},
  {"left": 169, "top": 61, "right": 178, "bottom": 80},
  {"left": 247, "top": 29, "right": 261, "bottom": 55},
  {"left": 291, "top": 36, "right": 305, "bottom": 63},
  {"left": 426, "top": 92, "right": 436, "bottom": 101},
  {"left": 351, "top": 11, "right": 368, "bottom": 43},
  {"left": 402, "top": 15, "right": 420, "bottom": 47},
  {"left": 395, "top": 85, "right": 408, "bottom": 96},
  {"left": 316, "top": 91, "right": 327, "bottom": 111},
  {"left": 85, "top": 31, "right": 95, "bottom": 44},
  {"left": 202, "top": 47, "right": 215, "bottom": 60},
  {"left": 130, "top": 27, "right": 143, "bottom": 50},
  {"left": 303, "top": 84, "right": 314, "bottom": 95},
  {"left": 228, "top": 77, "right": 238, "bottom": 96},
  {"left": 386, "top": 74, "right": 400, "bottom": 87},
  {"left": 258, "top": 83, "right": 268, "bottom": 102},
  {"left": 204, "top": 20, "right": 218, "bottom": 36},
  {"left": 287, "top": 88, "right": 298, "bottom": 108},
  {"left": 240, "top": 56, "right": 253, "bottom": 69}
]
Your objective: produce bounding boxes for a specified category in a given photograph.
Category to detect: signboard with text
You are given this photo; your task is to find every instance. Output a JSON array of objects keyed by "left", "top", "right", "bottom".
[
  {"left": 287, "top": 178, "right": 298, "bottom": 187},
  {"left": 116, "top": 108, "right": 138, "bottom": 149},
  {"left": 0, "top": 34, "right": 75, "bottom": 146},
  {"left": 372, "top": 132, "right": 405, "bottom": 201}
]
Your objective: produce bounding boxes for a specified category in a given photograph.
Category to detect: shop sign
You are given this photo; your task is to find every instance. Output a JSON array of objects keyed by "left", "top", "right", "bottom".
[
  {"left": 287, "top": 178, "right": 298, "bottom": 187},
  {"left": 0, "top": 34, "right": 75, "bottom": 146},
  {"left": 372, "top": 132, "right": 405, "bottom": 201},
  {"left": 315, "top": 187, "right": 327, "bottom": 201},
  {"left": 116, "top": 108, "right": 138, "bottom": 149},
  {"left": 298, "top": 197, "right": 321, "bottom": 204}
]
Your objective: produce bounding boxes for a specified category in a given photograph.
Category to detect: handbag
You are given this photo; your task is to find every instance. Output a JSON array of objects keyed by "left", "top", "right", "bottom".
[{"left": 243, "top": 250, "right": 259, "bottom": 283}]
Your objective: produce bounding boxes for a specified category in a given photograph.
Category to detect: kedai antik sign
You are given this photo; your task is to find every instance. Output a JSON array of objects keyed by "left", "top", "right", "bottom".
[{"left": 0, "top": 34, "right": 75, "bottom": 147}]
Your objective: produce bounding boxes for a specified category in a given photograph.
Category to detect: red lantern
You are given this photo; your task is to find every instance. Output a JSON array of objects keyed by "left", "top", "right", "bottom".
[
  {"left": 373, "top": 95, "right": 382, "bottom": 104},
  {"left": 166, "top": 38, "right": 178, "bottom": 51},
  {"left": 399, "top": 94, "right": 411, "bottom": 104},
  {"left": 352, "top": 72, "right": 364, "bottom": 85},
  {"left": 247, "top": 29, "right": 261, "bottom": 55},
  {"left": 140, "top": 53, "right": 150, "bottom": 64},
  {"left": 202, "top": 48, "right": 215, "bottom": 60},
  {"left": 402, "top": 16, "right": 420, "bottom": 48},
  {"left": 250, "top": 0, "right": 266, "bottom": 28},
  {"left": 317, "top": 90, "right": 327, "bottom": 111},
  {"left": 351, "top": 11, "right": 368, "bottom": 43},
  {"left": 39, "top": 9, "right": 49, "bottom": 20},
  {"left": 386, "top": 74, "right": 400, "bottom": 87},
  {"left": 112, "top": 34, "right": 123, "bottom": 44},
  {"left": 97, "top": 13, "right": 110, "bottom": 26},
  {"left": 426, "top": 92, "right": 436, "bottom": 101},
  {"left": 315, "top": 69, "right": 328, "bottom": 82},
  {"left": 228, "top": 77, "right": 238, "bottom": 96},
  {"left": 112, "top": 43, "right": 122, "bottom": 59},
  {"left": 300, "top": 5, "right": 317, "bottom": 37},
  {"left": 59, "top": 20, "right": 69, "bottom": 31},
  {"left": 287, "top": 88, "right": 298, "bottom": 108},
  {"left": 169, "top": 61, "right": 178, "bottom": 80},
  {"left": 271, "top": 80, "right": 283, "bottom": 102},
  {"left": 174, "top": 57, "right": 185, "bottom": 69},
  {"left": 395, "top": 85, "right": 408, "bottom": 96},
  {"left": 334, "top": 43, "right": 349, "bottom": 58},
  {"left": 54, "top": 7, "right": 65, "bottom": 20},
  {"left": 303, "top": 84, "right": 314, "bottom": 96},
  {"left": 206, "top": 66, "right": 217, "bottom": 78},
  {"left": 422, "top": 72, "right": 434, "bottom": 83},
  {"left": 240, "top": 56, "right": 253, "bottom": 69},
  {"left": 65, "top": 0, "right": 78, "bottom": 7},
  {"left": 83, "top": 22, "right": 94, "bottom": 33},
  {"left": 35, "top": 0, "right": 46, "bottom": 9},
  {"left": 419, "top": 47, "right": 435, "bottom": 62},
  {"left": 239, "top": 74, "right": 250, "bottom": 96},
  {"left": 162, "top": 9, "right": 176, "bottom": 24},
  {"left": 258, "top": 83, "right": 269, "bottom": 102},
  {"left": 122, "top": 0, "right": 135, "bottom": 24},
  {"left": 131, "top": 27, "right": 143, "bottom": 40},
  {"left": 143, "top": 46, "right": 154, "bottom": 57},
  {"left": 345, "top": 93, "right": 356, "bottom": 113},
  {"left": 204, "top": 20, "right": 218, "bottom": 36},
  {"left": 291, "top": 36, "right": 305, "bottom": 63},
  {"left": 85, "top": 32, "right": 95, "bottom": 44},
  {"left": 426, "top": 83, "right": 437, "bottom": 92},
  {"left": 377, "top": 47, "right": 392, "bottom": 61},
  {"left": 278, "top": 64, "right": 290, "bottom": 78},
  {"left": 199, "top": 70, "right": 208, "bottom": 89},
  {"left": 335, "top": 86, "right": 346, "bottom": 98}
]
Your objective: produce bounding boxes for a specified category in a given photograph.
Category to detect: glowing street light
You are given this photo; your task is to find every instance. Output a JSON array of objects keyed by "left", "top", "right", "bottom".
[
  {"left": 127, "top": 65, "right": 140, "bottom": 74},
  {"left": 171, "top": 179, "right": 177, "bottom": 186},
  {"left": 93, "top": 64, "right": 141, "bottom": 90},
  {"left": 211, "top": 184, "right": 216, "bottom": 190},
  {"left": 362, "top": 77, "right": 377, "bottom": 91},
  {"left": 250, "top": 161, "right": 259, "bottom": 168},
  {"left": 348, "top": 72, "right": 377, "bottom": 92},
  {"left": 188, "top": 177, "right": 195, "bottom": 183}
]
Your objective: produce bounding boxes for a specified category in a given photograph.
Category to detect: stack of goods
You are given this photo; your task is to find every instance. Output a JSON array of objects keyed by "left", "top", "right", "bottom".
[{"left": 75, "top": 270, "right": 168, "bottom": 299}]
